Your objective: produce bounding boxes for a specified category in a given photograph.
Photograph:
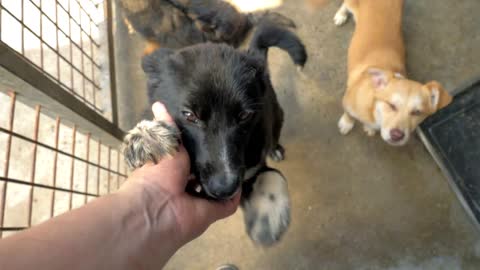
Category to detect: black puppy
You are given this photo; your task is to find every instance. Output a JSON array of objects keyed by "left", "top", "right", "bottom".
[{"left": 122, "top": 23, "right": 303, "bottom": 246}]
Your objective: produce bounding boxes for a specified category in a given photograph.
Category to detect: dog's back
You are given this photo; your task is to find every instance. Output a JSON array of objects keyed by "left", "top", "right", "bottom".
[
  {"left": 118, "top": 0, "right": 307, "bottom": 67},
  {"left": 117, "top": 0, "right": 247, "bottom": 48},
  {"left": 348, "top": 0, "right": 405, "bottom": 79}
]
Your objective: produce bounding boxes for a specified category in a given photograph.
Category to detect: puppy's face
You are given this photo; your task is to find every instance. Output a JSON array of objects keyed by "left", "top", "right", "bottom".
[
  {"left": 368, "top": 69, "right": 452, "bottom": 146},
  {"left": 143, "top": 45, "right": 266, "bottom": 199},
  {"left": 178, "top": 80, "right": 264, "bottom": 199}
]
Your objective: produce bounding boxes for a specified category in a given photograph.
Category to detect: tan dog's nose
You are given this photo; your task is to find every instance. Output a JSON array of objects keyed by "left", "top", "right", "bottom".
[{"left": 390, "top": 129, "right": 405, "bottom": 142}]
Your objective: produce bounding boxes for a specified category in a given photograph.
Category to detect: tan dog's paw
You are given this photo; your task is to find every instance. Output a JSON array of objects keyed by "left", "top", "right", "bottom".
[
  {"left": 363, "top": 125, "right": 376, "bottom": 137},
  {"left": 333, "top": 6, "right": 349, "bottom": 26},
  {"left": 338, "top": 114, "right": 355, "bottom": 135},
  {"left": 122, "top": 120, "right": 180, "bottom": 170}
]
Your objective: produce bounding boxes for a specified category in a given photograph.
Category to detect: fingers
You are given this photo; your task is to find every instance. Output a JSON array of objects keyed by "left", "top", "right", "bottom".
[
  {"left": 152, "top": 100, "right": 184, "bottom": 151},
  {"left": 152, "top": 102, "right": 175, "bottom": 126}
]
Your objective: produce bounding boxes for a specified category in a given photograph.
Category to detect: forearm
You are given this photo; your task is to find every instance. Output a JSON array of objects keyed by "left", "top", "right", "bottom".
[{"left": 0, "top": 186, "right": 180, "bottom": 270}]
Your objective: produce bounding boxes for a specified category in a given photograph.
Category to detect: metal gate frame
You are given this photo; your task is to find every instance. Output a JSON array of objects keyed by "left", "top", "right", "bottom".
[{"left": 0, "top": 0, "right": 127, "bottom": 238}]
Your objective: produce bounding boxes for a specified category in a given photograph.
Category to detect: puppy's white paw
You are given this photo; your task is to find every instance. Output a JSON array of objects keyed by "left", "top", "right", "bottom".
[
  {"left": 338, "top": 114, "right": 354, "bottom": 135},
  {"left": 242, "top": 170, "right": 290, "bottom": 246},
  {"left": 333, "top": 10, "right": 348, "bottom": 26},
  {"left": 122, "top": 120, "right": 180, "bottom": 170},
  {"left": 363, "top": 125, "right": 377, "bottom": 137}
]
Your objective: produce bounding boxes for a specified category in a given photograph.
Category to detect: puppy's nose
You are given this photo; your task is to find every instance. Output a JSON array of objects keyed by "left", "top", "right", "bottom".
[
  {"left": 208, "top": 174, "right": 241, "bottom": 199},
  {"left": 390, "top": 129, "right": 405, "bottom": 142}
]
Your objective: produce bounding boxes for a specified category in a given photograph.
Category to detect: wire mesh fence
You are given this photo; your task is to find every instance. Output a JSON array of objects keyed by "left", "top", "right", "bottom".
[
  {"left": 0, "top": 91, "right": 127, "bottom": 238},
  {"left": 0, "top": 0, "right": 126, "bottom": 238},
  {"left": 0, "top": 0, "right": 110, "bottom": 118}
]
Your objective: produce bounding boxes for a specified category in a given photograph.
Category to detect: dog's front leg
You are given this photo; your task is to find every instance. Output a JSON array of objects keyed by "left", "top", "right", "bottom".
[
  {"left": 241, "top": 169, "right": 291, "bottom": 246},
  {"left": 122, "top": 120, "right": 180, "bottom": 170},
  {"left": 338, "top": 112, "right": 355, "bottom": 135}
]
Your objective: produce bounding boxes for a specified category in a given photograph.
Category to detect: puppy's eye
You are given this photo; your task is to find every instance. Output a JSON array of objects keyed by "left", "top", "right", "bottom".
[
  {"left": 182, "top": 111, "right": 199, "bottom": 124},
  {"left": 238, "top": 111, "right": 254, "bottom": 122},
  {"left": 387, "top": 102, "right": 397, "bottom": 111},
  {"left": 411, "top": 109, "right": 422, "bottom": 116}
]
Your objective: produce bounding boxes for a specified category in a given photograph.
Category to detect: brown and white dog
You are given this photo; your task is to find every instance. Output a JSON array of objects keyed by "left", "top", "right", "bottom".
[{"left": 334, "top": 0, "right": 452, "bottom": 146}]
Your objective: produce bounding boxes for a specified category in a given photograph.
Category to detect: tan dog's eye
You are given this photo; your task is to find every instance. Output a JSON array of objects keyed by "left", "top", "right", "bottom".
[
  {"left": 387, "top": 102, "right": 397, "bottom": 111},
  {"left": 411, "top": 109, "right": 422, "bottom": 116}
]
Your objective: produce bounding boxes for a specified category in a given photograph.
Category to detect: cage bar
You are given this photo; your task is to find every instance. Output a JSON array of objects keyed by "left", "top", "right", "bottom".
[
  {"left": 0, "top": 92, "right": 16, "bottom": 238},
  {"left": 0, "top": 0, "right": 127, "bottom": 238}
]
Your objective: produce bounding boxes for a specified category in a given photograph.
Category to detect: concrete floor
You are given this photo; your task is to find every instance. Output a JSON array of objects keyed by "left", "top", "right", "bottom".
[{"left": 115, "top": 0, "right": 480, "bottom": 269}]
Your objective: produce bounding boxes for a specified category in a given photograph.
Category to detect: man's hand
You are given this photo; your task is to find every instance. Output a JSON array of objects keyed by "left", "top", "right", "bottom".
[{"left": 122, "top": 102, "right": 241, "bottom": 246}]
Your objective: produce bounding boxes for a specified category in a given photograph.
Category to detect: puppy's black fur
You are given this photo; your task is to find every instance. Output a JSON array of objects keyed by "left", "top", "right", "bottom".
[
  {"left": 142, "top": 43, "right": 284, "bottom": 199},
  {"left": 126, "top": 10, "right": 299, "bottom": 244},
  {"left": 123, "top": 1, "right": 301, "bottom": 244}
]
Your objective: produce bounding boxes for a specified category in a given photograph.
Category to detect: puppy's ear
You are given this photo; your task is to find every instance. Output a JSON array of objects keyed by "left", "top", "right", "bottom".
[
  {"left": 367, "top": 68, "right": 392, "bottom": 90},
  {"left": 245, "top": 57, "right": 268, "bottom": 95},
  {"left": 424, "top": 81, "right": 452, "bottom": 111},
  {"left": 141, "top": 48, "right": 174, "bottom": 75}
]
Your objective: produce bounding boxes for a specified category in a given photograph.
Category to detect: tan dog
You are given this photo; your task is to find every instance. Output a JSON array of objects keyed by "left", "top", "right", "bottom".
[{"left": 334, "top": 0, "right": 452, "bottom": 146}]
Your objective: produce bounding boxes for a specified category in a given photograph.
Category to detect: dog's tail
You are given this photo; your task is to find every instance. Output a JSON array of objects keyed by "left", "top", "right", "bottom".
[{"left": 248, "top": 23, "right": 307, "bottom": 67}]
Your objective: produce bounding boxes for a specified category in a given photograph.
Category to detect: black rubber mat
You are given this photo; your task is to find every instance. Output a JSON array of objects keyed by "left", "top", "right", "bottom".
[{"left": 418, "top": 79, "right": 480, "bottom": 230}]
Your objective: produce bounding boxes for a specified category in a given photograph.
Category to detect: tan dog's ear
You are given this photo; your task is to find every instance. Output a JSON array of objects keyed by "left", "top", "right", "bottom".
[
  {"left": 424, "top": 81, "right": 453, "bottom": 111},
  {"left": 367, "top": 68, "right": 391, "bottom": 90}
]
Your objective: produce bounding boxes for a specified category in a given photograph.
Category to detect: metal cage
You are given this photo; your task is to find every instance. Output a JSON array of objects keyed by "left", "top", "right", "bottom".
[{"left": 0, "top": 0, "right": 126, "bottom": 238}]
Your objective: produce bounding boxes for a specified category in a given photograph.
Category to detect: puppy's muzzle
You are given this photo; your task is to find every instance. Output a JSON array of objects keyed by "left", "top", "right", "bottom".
[{"left": 204, "top": 173, "right": 242, "bottom": 200}]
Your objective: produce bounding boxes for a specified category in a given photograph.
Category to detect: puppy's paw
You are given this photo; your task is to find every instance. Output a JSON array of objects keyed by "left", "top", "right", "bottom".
[
  {"left": 363, "top": 125, "right": 377, "bottom": 137},
  {"left": 242, "top": 170, "right": 290, "bottom": 246},
  {"left": 122, "top": 120, "right": 180, "bottom": 170},
  {"left": 333, "top": 9, "right": 348, "bottom": 26},
  {"left": 269, "top": 144, "right": 285, "bottom": 162},
  {"left": 338, "top": 114, "right": 354, "bottom": 135}
]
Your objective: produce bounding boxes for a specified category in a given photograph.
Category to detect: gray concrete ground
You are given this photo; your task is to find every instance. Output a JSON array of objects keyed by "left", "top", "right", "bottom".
[{"left": 115, "top": 0, "right": 480, "bottom": 269}]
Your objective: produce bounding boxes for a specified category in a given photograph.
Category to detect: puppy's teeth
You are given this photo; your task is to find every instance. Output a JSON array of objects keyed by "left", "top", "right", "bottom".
[{"left": 195, "top": 184, "right": 202, "bottom": 193}]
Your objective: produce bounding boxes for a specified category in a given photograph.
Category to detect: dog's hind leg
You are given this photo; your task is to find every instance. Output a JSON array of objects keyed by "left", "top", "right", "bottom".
[
  {"left": 241, "top": 169, "right": 290, "bottom": 246},
  {"left": 334, "top": 0, "right": 359, "bottom": 26},
  {"left": 334, "top": 2, "right": 349, "bottom": 26}
]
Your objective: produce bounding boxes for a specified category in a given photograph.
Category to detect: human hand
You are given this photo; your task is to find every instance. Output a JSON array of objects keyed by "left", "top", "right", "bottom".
[{"left": 121, "top": 102, "right": 241, "bottom": 247}]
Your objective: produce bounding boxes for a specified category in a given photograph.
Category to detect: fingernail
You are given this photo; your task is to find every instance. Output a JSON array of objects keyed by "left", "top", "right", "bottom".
[{"left": 152, "top": 102, "right": 166, "bottom": 116}]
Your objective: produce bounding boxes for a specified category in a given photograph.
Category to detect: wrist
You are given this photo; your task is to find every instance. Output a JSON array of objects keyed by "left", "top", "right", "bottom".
[{"left": 115, "top": 181, "right": 183, "bottom": 268}]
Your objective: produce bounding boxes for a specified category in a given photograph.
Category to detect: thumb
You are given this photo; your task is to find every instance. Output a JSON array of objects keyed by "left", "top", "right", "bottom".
[
  {"left": 152, "top": 102, "right": 176, "bottom": 126},
  {"left": 193, "top": 191, "right": 242, "bottom": 223}
]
